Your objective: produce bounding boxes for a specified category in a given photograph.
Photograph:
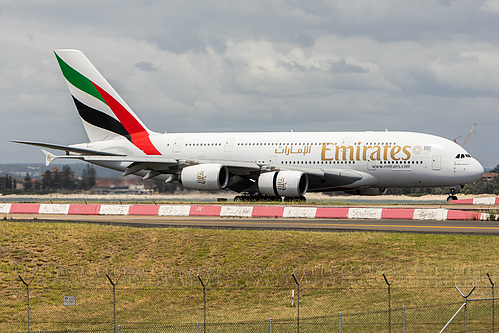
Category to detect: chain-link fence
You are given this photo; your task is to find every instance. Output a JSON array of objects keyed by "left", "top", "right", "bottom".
[{"left": 2, "top": 265, "right": 499, "bottom": 332}]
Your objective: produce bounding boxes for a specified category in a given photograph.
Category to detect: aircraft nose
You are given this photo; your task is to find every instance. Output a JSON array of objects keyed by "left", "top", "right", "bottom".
[{"left": 469, "top": 159, "right": 484, "bottom": 182}]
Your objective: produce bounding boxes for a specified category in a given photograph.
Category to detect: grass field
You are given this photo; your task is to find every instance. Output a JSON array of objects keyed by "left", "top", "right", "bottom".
[
  {"left": 1, "top": 220, "right": 497, "bottom": 271},
  {"left": 1, "top": 220, "right": 499, "bottom": 331}
]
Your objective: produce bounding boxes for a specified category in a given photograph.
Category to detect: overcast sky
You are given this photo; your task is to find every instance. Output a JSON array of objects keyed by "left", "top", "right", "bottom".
[{"left": 1, "top": 0, "right": 498, "bottom": 167}]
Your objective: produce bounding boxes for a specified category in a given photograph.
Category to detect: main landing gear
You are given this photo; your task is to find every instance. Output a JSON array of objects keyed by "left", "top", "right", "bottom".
[
  {"left": 234, "top": 194, "right": 280, "bottom": 202},
  {"left": 233, "top": 194, "right": 307, "bottom": 202}
]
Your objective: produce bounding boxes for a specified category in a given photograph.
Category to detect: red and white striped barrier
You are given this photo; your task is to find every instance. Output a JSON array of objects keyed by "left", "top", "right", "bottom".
[
  {"left": 0, "top": 203, "right": 487, "bottom": 221},
  {"left": 450, "top": 197, "right": 499, "bottom": 205}
]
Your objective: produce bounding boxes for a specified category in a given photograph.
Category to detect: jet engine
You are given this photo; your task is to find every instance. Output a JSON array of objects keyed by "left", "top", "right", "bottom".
[
  {"left": 258, "top": 171, "right": 308, "bottom": 197},
  {"left": 343, "top": 188, "right": 388, "bottom": 196},
  {"left": 181, "top": 164, "right": 229, "bottom": 190}
]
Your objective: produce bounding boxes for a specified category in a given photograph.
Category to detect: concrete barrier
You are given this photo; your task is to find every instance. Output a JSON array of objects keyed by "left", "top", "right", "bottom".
[
  {"left": 381, "top": 209, "right": 416, "bottom": 220},
  {"left": 189, "top": 205, "right": 222, "bottom": 216},
  {"left": 10, "top": 203, "right": 41, "bottom": 214},
  {"left": 39, "top": 204, "right": 70, "bottom": 215},
  {"left": 446, "top": 210, "right": 484, "bottom": 221},
  {"left": 158, "top": 205, "right": 191, "bottom": 216},
  {"left": 315, "top": 207, "right": 349, "bottom": 219},
  {"left": 0, "top": 203, "right": 12, "bottom": 214},
  {"left": 283, "top": 207, "right": 317, "bottom": 218},
  {"left": 99, "top": 205, "right": 130, "bottom": 215},
  {"left": 451, "top": 197, "right": 499, "bottom": 205},
  {"left": 1, "top": 203, "right": 486, "bottom": 221},
  {"left": 129, "top": 205, "right": 160, "bottom": 216},
  {"left": 220, "top": 206, "right": 253, "bottom": 217},
  {"left": 252, "top": 206, "right": 285, "bottom": 218},
  {"left": 347, "top": 208, "right": 383, "bottom": 220},
  {"left": 413, "top": 209, "right": 447, "bottom": 221},
  {"left": 68, "top": 205, "right": 100, "bottom": 215}
]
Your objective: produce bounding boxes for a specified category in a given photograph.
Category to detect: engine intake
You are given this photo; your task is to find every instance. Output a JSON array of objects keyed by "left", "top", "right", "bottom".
[
  {"left": 258, "top": 171, "right": 308, "bottom": 198},
  {"left": 181, "top": 164, "right": 229, "bottom": 190}
]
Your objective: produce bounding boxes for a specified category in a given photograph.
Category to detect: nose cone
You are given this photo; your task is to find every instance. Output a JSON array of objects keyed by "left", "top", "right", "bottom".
[{"left": 468, "top": 158, "right": 484, "bottom": 182}]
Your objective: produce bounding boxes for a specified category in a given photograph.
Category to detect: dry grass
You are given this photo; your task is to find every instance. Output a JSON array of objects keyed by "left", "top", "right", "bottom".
[{"left": 0, "top": 221, "right": 497, "bottom": 273}]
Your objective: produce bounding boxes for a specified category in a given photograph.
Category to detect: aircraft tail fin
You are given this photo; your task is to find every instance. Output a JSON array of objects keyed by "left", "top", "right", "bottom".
[{"left": 54, "top": 49, "right": 160, "bottom": 155}]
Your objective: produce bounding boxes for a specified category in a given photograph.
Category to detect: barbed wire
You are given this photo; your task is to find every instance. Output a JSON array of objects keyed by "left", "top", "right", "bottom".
[{"left": 2, "top": 265, "right": 498, "bottom": 289}]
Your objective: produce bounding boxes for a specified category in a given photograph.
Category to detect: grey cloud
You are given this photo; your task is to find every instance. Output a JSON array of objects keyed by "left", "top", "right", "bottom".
[
  {"left": 0, "top": 0, "right": 498, "bottom": 168},
  {"left": 329, "top": 60, "right": 369, "bottom": 74},
  {"left": 135, "top": 61, "right": 158, "bottom": 72}
]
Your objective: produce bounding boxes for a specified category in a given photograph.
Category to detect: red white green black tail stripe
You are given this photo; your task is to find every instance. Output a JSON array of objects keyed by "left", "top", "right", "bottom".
[{"left": 54, "top": 49, "right": 160, "bottom": 155}]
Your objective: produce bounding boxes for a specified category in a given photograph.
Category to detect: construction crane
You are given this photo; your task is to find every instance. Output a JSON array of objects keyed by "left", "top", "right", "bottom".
[{"left": 462, "top": 123, "right": 476, "bottom": 148}]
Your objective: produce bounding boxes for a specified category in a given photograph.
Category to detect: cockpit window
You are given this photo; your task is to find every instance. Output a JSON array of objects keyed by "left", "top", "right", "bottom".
[{"left": 455, "top": 154, "right": 472, "bottom": 159}]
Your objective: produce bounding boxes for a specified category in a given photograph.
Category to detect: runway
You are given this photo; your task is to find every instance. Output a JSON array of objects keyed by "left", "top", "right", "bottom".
[{"left": 5, "top": 214, "right": 499, "bottom": 235}]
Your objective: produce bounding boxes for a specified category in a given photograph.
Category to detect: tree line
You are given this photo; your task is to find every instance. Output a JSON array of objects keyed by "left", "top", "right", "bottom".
[{"left": 1, "top": 165, "right": 96, "bottom": 194}]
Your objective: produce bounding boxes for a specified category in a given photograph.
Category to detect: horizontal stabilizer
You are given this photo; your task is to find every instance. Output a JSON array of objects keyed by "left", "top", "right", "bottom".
[{"left": 11, "top": 140, "right": 126, "bottom": 156}]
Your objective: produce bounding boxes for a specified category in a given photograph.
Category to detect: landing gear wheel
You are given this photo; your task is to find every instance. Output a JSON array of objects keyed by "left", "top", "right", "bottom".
[
  {"left": 234, "top": 195, "right": 281, "bottom": 202},
  {"left": 447, "top": 188, "right": 458, "bottom": 202}
]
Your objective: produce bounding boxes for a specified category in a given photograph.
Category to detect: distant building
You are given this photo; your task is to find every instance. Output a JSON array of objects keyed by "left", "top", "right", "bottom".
[
  {"left": 483, "top": 172, "right": 498, "bottom": 181},
  {"left": 91, "top": 178, "right": 154, "bottom": 195}
]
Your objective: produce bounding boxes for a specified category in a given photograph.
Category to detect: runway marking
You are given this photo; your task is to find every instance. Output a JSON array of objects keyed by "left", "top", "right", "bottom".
[
  {"left": 133, "top": 219, "right": 499, "bottom": 231},
  {"left": 8, "top": 214, "right": 499, "bottom": 232}
]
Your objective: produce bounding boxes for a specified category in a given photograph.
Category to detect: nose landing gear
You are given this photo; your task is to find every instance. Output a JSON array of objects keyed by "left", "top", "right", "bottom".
[{"left": 447, "top": 187, "right": 459, "bottom": 202}]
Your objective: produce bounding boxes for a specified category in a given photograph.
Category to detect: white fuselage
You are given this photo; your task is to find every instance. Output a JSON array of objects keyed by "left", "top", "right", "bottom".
[{"left": 80, "top": 130, "right": 484, "bottom": 191}]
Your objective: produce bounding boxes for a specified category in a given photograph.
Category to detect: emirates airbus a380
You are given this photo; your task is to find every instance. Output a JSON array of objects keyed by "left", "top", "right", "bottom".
[{"left": 13, "top": 50, "right": 484, "bottom": 201}]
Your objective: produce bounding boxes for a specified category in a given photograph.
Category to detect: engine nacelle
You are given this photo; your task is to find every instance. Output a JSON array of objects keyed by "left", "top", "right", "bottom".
[
  {"left": 181, "top": 164, "right": 229, "bottom": 190},
  {"left": 258, "top": 171, "right": 308, "bottom": 197},
  {"left": 343, "top": 188, "right": 388, "bottom": 196}
]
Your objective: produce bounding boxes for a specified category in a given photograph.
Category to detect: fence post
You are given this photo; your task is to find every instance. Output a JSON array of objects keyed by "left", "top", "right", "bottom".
[
  {"left": 270, "top": 317, "right": 272, "bottom": 333},
  {"left": 455, "top": 285, "right": 476, "bottom": 333},
  {"left": 106, "top": 274, "right": 121, "bottom": 333},
  {"left": 403, "top": 306, "right": 405, "bottom": 333},
  {"left": 339, "top": 312, "right": 342, "bottom": 333},
  {"left": 292, "top": 273, "right": 302, "bottom": 333},
  {"left": 383, "top": 273, "right": 396, "bottom": 333},
  {"left": 19, "top": 275, "right": 35, "bottom": 333},
  {"left": 488, "top": 273, "right": 495, "bottom": 333},
  {"left": 197, "top": 275, "right": 207, "bottom": 333}
]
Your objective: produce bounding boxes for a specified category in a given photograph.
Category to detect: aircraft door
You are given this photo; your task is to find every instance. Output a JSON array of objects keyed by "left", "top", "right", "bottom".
[
  {"left": 224, "top": 137, "right": 235, "bottom": 152},
  {"left": 173, "top": 138, "right": 183, "bottom": 153},
  {"left": 432, "top": 155, "right": 441, "bottom": 171}
]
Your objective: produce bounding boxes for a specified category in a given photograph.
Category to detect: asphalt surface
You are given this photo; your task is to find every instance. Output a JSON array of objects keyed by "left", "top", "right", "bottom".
[{"left": 4, "top": 214, "right": 499, "bottom": 235}]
